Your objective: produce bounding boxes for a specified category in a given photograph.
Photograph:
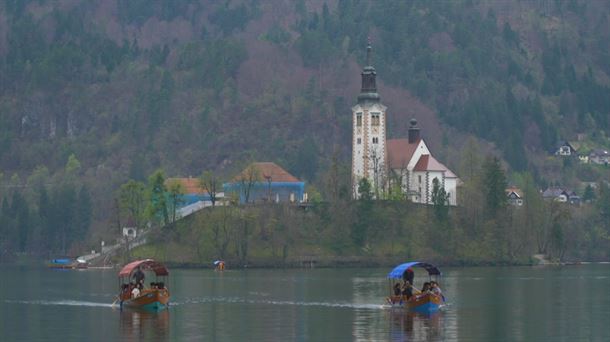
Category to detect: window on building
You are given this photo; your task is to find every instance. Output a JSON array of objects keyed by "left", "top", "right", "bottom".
[
  {"left": 418, "top": 175, "right": 422, "bottom": 183},
  {"left": 356, "top": 113, "right": 362, "bottom": 126},
  {"left": 372, "top": 137, "right": 378, "bottom": 144},
  {"left": 357, "top": 138, "right": 361, "bottom": 144},
  {"left": 371, "top": 113, "right": 380, "bottom": 126}
]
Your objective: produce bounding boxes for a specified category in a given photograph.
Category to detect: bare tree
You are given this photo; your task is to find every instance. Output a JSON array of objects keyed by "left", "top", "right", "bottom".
[
  {"left": 238, "top": 164, "right": 260, "bottom": 204},
  {"left": 166, "top": 180, "right": 184, "bottom": 224},
  {"left": 199, "top": 170, "right": 221, "bottom": 207}
]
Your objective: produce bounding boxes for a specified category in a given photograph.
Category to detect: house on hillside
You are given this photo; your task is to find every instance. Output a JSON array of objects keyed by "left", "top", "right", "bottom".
[
  {"left": 542, "top": 187, "right": 569, "bottom": 202},
  {"left": 350, "top": 43, "right": 460, "bottom": 205},
  {"left": 554, "top": 141, "right": 577, "bottom": 156},
  {"left": 542, "top": 187, "right": 580, "bottom": 204},
  {"left": 589, "top": 149, "right": 609, "bottom": 165},
  {"left": 223, "top": 162, "right": 305, "bottom": 204},
  {"left": 506, "top": 187, "right": 524, "bottom": 206},
  {"left": 567, "top": 191, "right": 581, "bottom": 205},
  {"left": 122, "top": 218, "right": 137, "bottom": 239}
]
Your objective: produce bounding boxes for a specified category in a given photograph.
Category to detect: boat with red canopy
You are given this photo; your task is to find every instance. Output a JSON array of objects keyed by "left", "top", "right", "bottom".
[
  {"left": 386, "top": 261, "right": 444, "bottom": 313},
  {"left": 117, "top": 259, "right": 170, "bottom": 310}
]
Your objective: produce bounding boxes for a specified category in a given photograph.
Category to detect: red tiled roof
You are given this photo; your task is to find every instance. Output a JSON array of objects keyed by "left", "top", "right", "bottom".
[
  {"left": 387, "top": 138, "right": 420, "bottom": 169},
  {"left": 233, "top": 162, "right": 301, "bottom": 183},
  {"left": 165, "top": 178, "right": 205, "bottom": 194},
  {"left": 413, "top": 154, "right": 455, "bottom": 175}
]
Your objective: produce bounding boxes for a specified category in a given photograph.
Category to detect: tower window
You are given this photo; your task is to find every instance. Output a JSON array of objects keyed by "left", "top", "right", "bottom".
[
  {"left": 372, "top": 137, "right": 378, "bottom": 144},
  {"left": 371, "top": 113, "right": 380, "bottom": 126},
  {"left": 356, "top": 113, "right": 362, "bottom": 126},
  {"left": 357, "top": 138, "right": 361, "bottom": 144}
]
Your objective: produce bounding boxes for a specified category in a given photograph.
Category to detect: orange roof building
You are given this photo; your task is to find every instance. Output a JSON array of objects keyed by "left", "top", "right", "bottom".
[{"left": 225, "top": 162, "right": 305, "bottom": 204}]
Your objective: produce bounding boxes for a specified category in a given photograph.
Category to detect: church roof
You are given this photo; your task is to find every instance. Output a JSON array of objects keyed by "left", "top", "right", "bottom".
[
  {"left": 413, "top": 155, "right": 457, "bottom": 178},
  {"left": 387, "top": 138, "right": 420, "bottom": 169},
  {"left": 233, "top": 162, "right": 301, "bottom": 183}
]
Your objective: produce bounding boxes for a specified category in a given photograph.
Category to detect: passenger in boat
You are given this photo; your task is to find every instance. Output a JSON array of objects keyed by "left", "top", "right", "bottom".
[
  {"left": 131, "top": 284, "right": 141, "bottom": 298},
  {"left": 421, "top": 282, "right": 431, "bottom": 293},
  {"left": 403, "top": 281, "right": 421, "bottom": 300},
  {"left": 133, "top": 266, "right": 145, "bottom": 286},
  {"left": 393, "top": 282, "right": 401, "bottom": 296},
  {"left": 430, "top": 281, "right": 443, "bottom": 296},
  {"left": 402, "top": 281, "right": 412, "bottom": 300}
]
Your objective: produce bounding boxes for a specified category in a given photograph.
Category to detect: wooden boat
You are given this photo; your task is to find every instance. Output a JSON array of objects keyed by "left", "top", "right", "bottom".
[
  {"left": 386, "top": 261, "right": 445, "bottom": 313},
  {"left": 387, "top": 292, "right": 443, "bottom": 313},
  {"left": 117, "top": 259, "right": 170, "bottom": 310},
  {"left": 47, "top": 258, "right": 88, "bottom": 269}
]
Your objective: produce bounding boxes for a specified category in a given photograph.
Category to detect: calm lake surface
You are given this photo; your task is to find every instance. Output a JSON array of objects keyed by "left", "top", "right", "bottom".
[{"left": 0, "top": 264, "right": 609, "bottom": 341}]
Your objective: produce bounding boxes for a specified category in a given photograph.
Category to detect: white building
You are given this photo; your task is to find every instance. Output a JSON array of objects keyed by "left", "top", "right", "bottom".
[
  {"left": 351, "top": 44, "right": 460, "bottom": 205},
  {"left": 351, "top": 43, "right": 387, "bottom": 198}
]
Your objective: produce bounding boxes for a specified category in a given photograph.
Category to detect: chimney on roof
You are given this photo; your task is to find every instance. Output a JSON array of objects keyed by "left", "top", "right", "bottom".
[{"left": 408, "top": 119, "right": 420, "bottom": 144}]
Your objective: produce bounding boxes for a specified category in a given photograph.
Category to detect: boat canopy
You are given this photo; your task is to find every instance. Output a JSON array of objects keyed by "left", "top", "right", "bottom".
[
  {"left": 387, "top": 261, "right": 441, "bottom": 278},
  {"left": 118, "top": 259, "right": 169, "bottom": 277}
]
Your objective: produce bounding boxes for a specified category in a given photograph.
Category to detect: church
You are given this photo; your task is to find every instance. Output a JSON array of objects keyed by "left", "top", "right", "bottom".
[{"left": 351, "top": 44, "right": 460, "bottom": 205}]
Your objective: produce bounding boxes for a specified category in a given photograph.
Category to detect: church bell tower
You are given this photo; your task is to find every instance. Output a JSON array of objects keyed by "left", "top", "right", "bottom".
[{"left": 351, "top": 42, "right": 387, "bottom": 198}]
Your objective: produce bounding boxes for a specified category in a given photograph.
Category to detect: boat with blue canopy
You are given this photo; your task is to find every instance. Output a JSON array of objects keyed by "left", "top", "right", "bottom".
[{"left": 386, "top": 261, "right": 444, "bottom": 313}]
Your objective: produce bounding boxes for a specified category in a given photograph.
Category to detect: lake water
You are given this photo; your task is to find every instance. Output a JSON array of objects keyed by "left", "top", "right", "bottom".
[{"left": 0, "top": 264, "right": 608, "bottom": 341}]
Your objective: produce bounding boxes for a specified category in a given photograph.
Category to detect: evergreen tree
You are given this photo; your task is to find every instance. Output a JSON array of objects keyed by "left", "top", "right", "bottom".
[
  {"left": 147, "top": 170, "right": 169, "bottom": 226},
  {"left": 482, "top": 156, "right": 508, "bottom": 220},
  {"left": 74, "top": 186, "right": 92, "bottom": 241},
  {"left": 352, "top": 178, "right": 373, "bottom": 247},
  {"left": 119, "top": 180, "right": 147, "bottom": 229},
  {"left": 431, "top": 177, "right": 449, "bottom": 222},
  {"left": 37, "top": 187, "right": 52, "bottom": 252}
]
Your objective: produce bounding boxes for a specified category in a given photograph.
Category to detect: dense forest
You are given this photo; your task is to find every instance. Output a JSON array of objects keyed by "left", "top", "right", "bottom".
[{"left": 0, "top": 0, "right": 608, "bottom": 261}]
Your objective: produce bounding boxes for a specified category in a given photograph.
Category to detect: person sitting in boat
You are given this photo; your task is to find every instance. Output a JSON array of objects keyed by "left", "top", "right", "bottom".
[
  {"left": 403, "top": 281, "right": 421, "bottom": 300},
  {"left": 421, "top": 282, "right": 431, "bottom": 293},
  {"left": 133, "top": 266, "right": 145, "bottom": 287},
  {"left": 131, "top": 283, "right": 141, "bottom": 298},
  {"left": 393, "top": 282, "right": 401, "bottom": 296},
  {"left": 430, "top": 281, "right": 444, "bottom": 301}
]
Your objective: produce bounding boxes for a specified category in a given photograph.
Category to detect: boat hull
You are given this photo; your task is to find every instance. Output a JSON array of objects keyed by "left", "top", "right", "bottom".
[
  {"left": 121, "top": 289, "right": 170, "bottom": 311},
  {"left": 387, "top": 293, "right": 442, "bottom": 313}
]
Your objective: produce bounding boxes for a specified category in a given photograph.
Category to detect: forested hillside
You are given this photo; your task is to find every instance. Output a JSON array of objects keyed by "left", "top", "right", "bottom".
[{"left": 0, "top": 0, "right": 609, "bottom": 259}]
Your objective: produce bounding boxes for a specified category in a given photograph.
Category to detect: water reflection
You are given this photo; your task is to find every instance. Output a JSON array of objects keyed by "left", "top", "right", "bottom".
[
  {"left": 119, "top": 309, "right": 169, "bottom": 341},
  {"left": 388, "top": 310, "right": 443, "bottom": 342}
]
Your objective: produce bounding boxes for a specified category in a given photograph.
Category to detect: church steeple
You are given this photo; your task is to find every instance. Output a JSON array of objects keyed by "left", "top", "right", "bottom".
[{"left": 358, "top": 41, "right": 380, "bottom": 104}]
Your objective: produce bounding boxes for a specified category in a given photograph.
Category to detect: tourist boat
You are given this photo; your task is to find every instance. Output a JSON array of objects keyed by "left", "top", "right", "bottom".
[
  {"left": 117, "top": 259, "right": 170, "bottom": 310},
  {"left": 47, "top": 257, "right": 88, "bottom": 269},
  {"left": 386, "top": 261, "right": 444, "bottom": 313}
]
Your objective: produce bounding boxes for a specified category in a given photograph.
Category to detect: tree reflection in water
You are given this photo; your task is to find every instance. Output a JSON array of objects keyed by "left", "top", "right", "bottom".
[
  {"left": 388, "top": 309, "right": 442, "bottom": 341},
  {"left": 119, "top": 309, "right": 170, "bottom": 341}
]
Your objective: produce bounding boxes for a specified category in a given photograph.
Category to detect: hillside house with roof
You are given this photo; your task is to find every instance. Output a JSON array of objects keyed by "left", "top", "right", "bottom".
[
  {"left": 554, "top": 141, "right": 577, "bottom": 156},
  {"left": 589, "top": 149, "right": 609, "bottom": 165},
  {"left": 224, "top": 162, "right": 305, "bottom": 204},
  {"left": 505, "top": 187, "right": 524, "bottom": 206},
  {"left": 351, "top": 44, "right": 460, "bottom": 205},
  {"left": 542, "top": 187, "right": 580, "bottom": 204}
]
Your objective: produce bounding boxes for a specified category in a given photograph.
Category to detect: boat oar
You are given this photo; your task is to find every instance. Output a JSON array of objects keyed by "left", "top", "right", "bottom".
[{"left": 111, "top": 296, "right": 120, "bottom": 308}]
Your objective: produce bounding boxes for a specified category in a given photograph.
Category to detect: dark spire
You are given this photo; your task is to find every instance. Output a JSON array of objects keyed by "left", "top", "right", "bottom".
[
  {"left": 408, "top": 118, "right": 420, "bottom": 143},
  {"left": 358, "top": 39, "right": 380, "bottom": 104},
  {"left": 366, "top": 40, "right": 372, "bottom": 66}
]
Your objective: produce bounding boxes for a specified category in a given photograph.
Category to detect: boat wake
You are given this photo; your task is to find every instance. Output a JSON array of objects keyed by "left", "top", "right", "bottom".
[
  {"left": 4, "top": 299, "right": 114, "bottom": 308},
  {"left": 176, "top": 296, "right": 384, "bottom": 310}
]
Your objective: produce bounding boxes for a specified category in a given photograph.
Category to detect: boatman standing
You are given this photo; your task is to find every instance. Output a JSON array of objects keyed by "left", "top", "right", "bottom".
[
  {"left": 133, "top": 266, "right": 145, "bottom": 286},
  {"left": 403, "top": 268, "right": 414, "bottom": 285}
]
